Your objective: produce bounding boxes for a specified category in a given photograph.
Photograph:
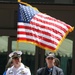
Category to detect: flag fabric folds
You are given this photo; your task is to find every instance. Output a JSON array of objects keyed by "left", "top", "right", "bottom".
[{"left": 17, "top": 4, "right": 73, "bottom": 52}]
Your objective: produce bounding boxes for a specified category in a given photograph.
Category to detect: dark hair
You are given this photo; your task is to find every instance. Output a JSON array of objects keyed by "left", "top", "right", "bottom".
[
  {"left": 54, "top": 58, "right": 60, "bottom": 67},
  {"left": 5, "top": 58, "right": 13, "bottom": 70}
]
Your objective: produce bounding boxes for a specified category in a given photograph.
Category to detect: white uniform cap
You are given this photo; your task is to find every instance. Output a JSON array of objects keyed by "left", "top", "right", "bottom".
[{"left": 9, "top": 51, "right": 22, "bottom": 58}]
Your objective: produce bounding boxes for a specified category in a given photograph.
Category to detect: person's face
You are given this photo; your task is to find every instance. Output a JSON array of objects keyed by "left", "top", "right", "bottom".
[
  {"left": 10, "top": 61, "right": 13, "bottom": 67},
  {"left": 12, "top": 57, "right": 21, "bottom": 65},
  {"left": 46, "top": 57, "right": 54, "bottom": 66}
]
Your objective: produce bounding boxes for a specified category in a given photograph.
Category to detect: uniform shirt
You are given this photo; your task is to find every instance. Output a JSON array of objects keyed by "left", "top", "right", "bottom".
[{"left": 6, "top": 63, "right": 31, "bottom": 75}]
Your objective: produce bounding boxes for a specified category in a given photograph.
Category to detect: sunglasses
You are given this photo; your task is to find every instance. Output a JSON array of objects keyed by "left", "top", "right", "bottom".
[
  {"left": 12, "top": 57, "right": 19, "bottom": 59},
  {"left": 47, "top": 57, "right": 54, "bottom": 60}
]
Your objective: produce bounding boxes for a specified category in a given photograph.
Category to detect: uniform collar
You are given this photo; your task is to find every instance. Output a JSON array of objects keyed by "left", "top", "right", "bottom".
[{"left": 46, "top": 66, "right": 53, "bottom": 72}]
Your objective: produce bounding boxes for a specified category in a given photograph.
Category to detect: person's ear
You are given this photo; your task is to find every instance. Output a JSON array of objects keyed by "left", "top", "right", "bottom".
[{"left": 45, "top": 58, "right": 47, "bottom": 61}]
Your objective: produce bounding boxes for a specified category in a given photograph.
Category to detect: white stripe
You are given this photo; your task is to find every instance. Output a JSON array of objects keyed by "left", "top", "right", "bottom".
[
  {"left": 17, "top": 22, "right": 24, "bottom": 25},
  {"left": 18, "top": 28, "right": 59, "bottom": 43},
  {"left": 18, "top": 22, "right": 63, "bottom": 39},
  {"left": 18, "top": 22, "right": 31, "bottom": 26},
  {"left": 31, "top": 19, "right": 65, "bottom": 35},
  {"left": 38, "top": 13, "right": 68, "bottom": 27},
  {"left": 17, "top": 34, "right": 57, "bottom": 48},
  {"left": 35, "top": 13, "right": 68, "bottom": 30}
]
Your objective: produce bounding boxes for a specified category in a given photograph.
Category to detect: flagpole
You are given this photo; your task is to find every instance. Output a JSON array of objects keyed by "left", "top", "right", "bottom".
[{"left": 16, "top": 41, "right": 19, "bottom": 51}]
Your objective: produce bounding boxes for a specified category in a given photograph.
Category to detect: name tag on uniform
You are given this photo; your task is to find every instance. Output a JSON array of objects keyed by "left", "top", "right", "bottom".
[
  {"left": 9, "top": 71, "right": 14, "bottom": 75},
  {"left": 17, "top": 70, "right": 26, "bottom": 75}
]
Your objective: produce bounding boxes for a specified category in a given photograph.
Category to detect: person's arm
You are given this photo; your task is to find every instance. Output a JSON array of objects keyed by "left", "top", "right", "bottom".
[
  {"left": 36, "top": 68, "right": 43, "bottom": 75},
  {"left": 6, "top": 69, "right": 10, "bottom": 75},
  {"left": 36, "top": 70, "right": 40, "bottom": 75},
  {"left": 55, "top": 66, "right": 64, "bottom": 75},
  {"left": 27, "top": 68, "right": 31, "bottom": 75},
  {"left": 6, "top": 68, "right": 13, "bottom": 75},
  {"left": 59, "top": 69, "right": 64, "bottom": 75}
]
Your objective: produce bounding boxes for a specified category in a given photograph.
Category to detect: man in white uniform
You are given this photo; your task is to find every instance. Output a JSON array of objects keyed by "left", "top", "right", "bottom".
[{"left": 6, "top": 51, "right": 31, "bottom": 75}]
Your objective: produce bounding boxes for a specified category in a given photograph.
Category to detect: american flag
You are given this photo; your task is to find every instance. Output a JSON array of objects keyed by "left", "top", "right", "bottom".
[{"left": 17, "top": 4, "right": 73, "bottom": 52}]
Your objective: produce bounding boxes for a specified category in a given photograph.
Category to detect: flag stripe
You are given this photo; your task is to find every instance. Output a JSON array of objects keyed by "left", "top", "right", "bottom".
[
  {"left": 17, "top": 25, "right": 62, "bottom": 42},
  {"left": 17, "top": 35, "right": 57, "bottom": 48},
  {"left": 18, "top": 25, "right": 63, "bottom": 40},
  {"left": 17, "top": 36, "right": 57, "bottom": 49},
  {"left": 31, "top": 16, "right": 67, "bottom": 33},
  {"left": 17, "top": 38, "right": 56, "bottom": 50},
  {"left": 31, "top": 17, "right": 66, "bottom": 34},
  {"left": 17, "top": 32, "right": 58, "bottom": 45},
  {"left": 18, "top": 22, "right": 63, "bottom": 38},
  {"left": 37, "top": 13, "right": 70, "bottom": 30},
  {"left": 30, "top": 21, "right": 65, "bottom": 37},
  {"left": 38, "top": 13, "right": 73, "bottom": 31},
  {"left": 17, "top": 27, "right": 59, "bottom": 43}
]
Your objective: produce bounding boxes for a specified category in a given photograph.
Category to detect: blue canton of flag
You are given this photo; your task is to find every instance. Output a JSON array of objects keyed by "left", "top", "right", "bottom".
[{"left": 18, "top": 4, "right": 39, "bottom": 23}]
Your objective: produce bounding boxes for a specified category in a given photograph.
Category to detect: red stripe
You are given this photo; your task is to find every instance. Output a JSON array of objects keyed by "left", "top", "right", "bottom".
[
  {"left": 17, "top": 25, "right": 25, "bottom": 28},
  {"left": 17, "top": 38, "right": 56, "bottom": 50},
  {"left": 18, "top": 25, "right": 64, "bottom": 37},
  {"left": 17, "top": 31, "right": 58, "bottom": 45},
  {"left": 37, "top": 13, "right": 70, "bottom": 29},
  {"left": 32, "top": 14, "right": 67, "bottom": 33},
  {"left": 30, "top": 21, "right": 65, "bottom": 37},
  {"left": 30, "top": 17, "right": 67, "bottom": 33},
  {"left": 66, "top": 25, "right": 71, "bottom": 29},
  {"left": 18, "top": 25, "right": 61, "bottom": 41}
]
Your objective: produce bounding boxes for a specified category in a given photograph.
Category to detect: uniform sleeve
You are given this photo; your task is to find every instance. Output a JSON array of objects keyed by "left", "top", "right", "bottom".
[
  {"left": 36, "top": 68, "right": 44, "bottom": 75},
  {"left": 6, "top": 68, "right": 10, "bottom": 75},
  {"left": 59, "top": 69, "right": 64, "bottom": 75},
  {"left": 36, "top": 70, "right": 40, "bottom": 75},
  {"left": 55, "top": 66, "right": 64, "bottom": 75},
  {"left": 27, "top": 68, "right": 31, "bottom": 75},
  {"left": 36, "top": 69, "right": 41, "bottom": 75}
]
